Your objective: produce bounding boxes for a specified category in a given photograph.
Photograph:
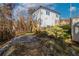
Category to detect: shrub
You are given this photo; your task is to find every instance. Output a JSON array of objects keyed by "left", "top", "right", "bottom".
[
  {"left": 60, "top": 25, "right": 71, "bottom": 35},
  {"left": 50, "top": 26, "right": 64, "bottom": 39},
  {"left": 46, "top": 25, "right": 71, "bottom": 40},
  {"left": 35, "top": 31, "right": 48, "bottom": 37}
]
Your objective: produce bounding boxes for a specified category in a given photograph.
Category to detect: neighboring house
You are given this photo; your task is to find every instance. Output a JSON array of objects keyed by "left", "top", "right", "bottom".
[
  {"left": 71, "top": 17, "right": 79, "bottom": 42},
  {"left": 59, "top": 19, "right": 70, "bottom": 25},
  {"left": 32, "top": 6, "right": 60, "bottom": 27}
]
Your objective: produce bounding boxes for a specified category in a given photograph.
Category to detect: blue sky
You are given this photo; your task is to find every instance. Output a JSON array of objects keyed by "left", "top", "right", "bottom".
[
  {"left": 70, "top": 3, "right": 79, "bottom": 18},
  {"left": 48, "top": 3, "right": 70, "bottom": 19},
  {"left": 12, "top": 3, "right": 71, "bottom": 20},
  {"left": 11, "top": 3, "right": 79, "bottom": 20},
  {"left": 0, "top": 3, "right": 79, "bottom": 20}
]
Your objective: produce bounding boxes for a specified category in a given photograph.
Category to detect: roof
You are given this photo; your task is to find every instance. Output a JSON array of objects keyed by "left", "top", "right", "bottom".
[
  {"left": 71, "top": 17, "right": 79, "bottom": 19},
  {"left": 60, "top": 19, "right": 70, "bottom": 22},
  {"left": 33, "top": 6, "right": 60, "bottom": 15},
  {"left": 74, "top": 22, "right": 79, "bottom": 27}
]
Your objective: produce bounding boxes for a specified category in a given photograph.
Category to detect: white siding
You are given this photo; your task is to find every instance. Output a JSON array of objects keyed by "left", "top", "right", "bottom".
[
  {"left": 32, "top": 8, "right": 60, "bottom": 27},
  {"left": 72, "top": 18, "right": 79, "bottom": 42},
  {"left": 32, "top": 9, "right": 41, "bottom": 21}
]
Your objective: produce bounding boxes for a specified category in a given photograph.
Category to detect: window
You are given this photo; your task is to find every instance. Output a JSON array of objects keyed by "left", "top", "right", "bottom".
[
  {"left": 55, "top": 20, "right": 59, "bottom": 24},
  {"left": 56, "top": 14, "right": 58, "bottom": 18},
  {"left": 33, "top": 14, "right": 35, "bottom": 19},
  {"left": 33, "top": 14, "right": 34, "bottom": 18},
  {"left": 46, "top": 11, "right": 50, "bottom": 15},
  {"left": 38, "top": 18, "right": 41, "bottom": 25},
  {"left": 75, "top": 27, "right": 79, "bottom": 34},
  {"left": 36, "top": 17, "right": 37, "bottom": 20},
  {"left": 55, "top": 20, "right": 58, "bottom": 23}
]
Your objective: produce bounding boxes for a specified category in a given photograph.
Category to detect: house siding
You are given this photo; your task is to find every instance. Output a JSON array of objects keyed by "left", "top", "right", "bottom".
[
  {"left": 32, "top": 8, "right": 60, "bottom": 27},
  {"left": 72, "top": 18, "right": 79, "bottom": 42}
]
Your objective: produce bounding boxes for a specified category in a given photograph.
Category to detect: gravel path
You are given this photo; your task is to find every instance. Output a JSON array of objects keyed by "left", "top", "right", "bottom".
[{"left": 0, "top": 35, "right": 40, "bottom": 56}]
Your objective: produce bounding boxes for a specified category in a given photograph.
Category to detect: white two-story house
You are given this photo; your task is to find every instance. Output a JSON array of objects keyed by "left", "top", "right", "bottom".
[{"left": 32, "top": 6, "right": 60, "bottom": 27}]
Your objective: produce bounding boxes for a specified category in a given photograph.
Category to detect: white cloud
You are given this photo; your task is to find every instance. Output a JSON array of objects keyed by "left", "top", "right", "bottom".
[
  {"left": 22, "top": 3, "right": 49, "bottom": 8},
  {"left": 12, "top": 3, "right": 50, "bottom": 20},
  {"left": 70, "top": 6, "right": 76, "bottom": 12}
]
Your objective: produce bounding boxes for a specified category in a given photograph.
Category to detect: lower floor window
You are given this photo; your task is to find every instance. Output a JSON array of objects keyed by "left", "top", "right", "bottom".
[{"left": 75, "top": 27, "right": 79, "bottom": 34}]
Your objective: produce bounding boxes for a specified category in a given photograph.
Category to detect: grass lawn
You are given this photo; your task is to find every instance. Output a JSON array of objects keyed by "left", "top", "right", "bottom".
[{"left": 16, "top": 31, "right": 34, "bottom": 37}]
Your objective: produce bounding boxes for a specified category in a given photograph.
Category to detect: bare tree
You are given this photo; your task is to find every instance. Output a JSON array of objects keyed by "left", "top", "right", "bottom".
[{"left": 0, "top": 4, "right": 15, "bottom": 42}]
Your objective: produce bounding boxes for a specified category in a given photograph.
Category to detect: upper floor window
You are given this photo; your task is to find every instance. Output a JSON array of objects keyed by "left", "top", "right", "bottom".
[
  {"left": 32, "top": 16, "right": 34, "bottom": 19},
  {"left": 56, "top": 14, "right": 59, "bottom": 18},
  {"left": 33, "top": 14, "right": 35, "bottom": 18},
  {"left": 46, "top": 11, "right": 50, "bottom": 15}
]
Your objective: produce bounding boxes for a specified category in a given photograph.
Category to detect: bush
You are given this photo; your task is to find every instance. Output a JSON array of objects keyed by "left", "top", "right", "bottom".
[
  {"left": 50, "top": 26, "right": 64, "bottom": 39},
  {"left": 35, "top": 31, "right": 48, "bottom": 37},
  {"left": 60, "top": 25, "right": 71, "bottom": 35},
  {"left": 46, "top": 25, "right": 71, "bottom": 40}
]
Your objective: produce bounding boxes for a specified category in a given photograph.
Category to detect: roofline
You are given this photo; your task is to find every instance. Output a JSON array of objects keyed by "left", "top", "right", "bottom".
[
  {"left": 71, "top": 17, "right": 79, "bottom": 19},
  {"left": 60, "top": 18, "right": 70, "bottom": 20},
  {"left": 33, "top": 6, "right": 60, "bottom": 15},
  {"left": 74, "top": 22, "right": 79, "bottom": 27}
]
